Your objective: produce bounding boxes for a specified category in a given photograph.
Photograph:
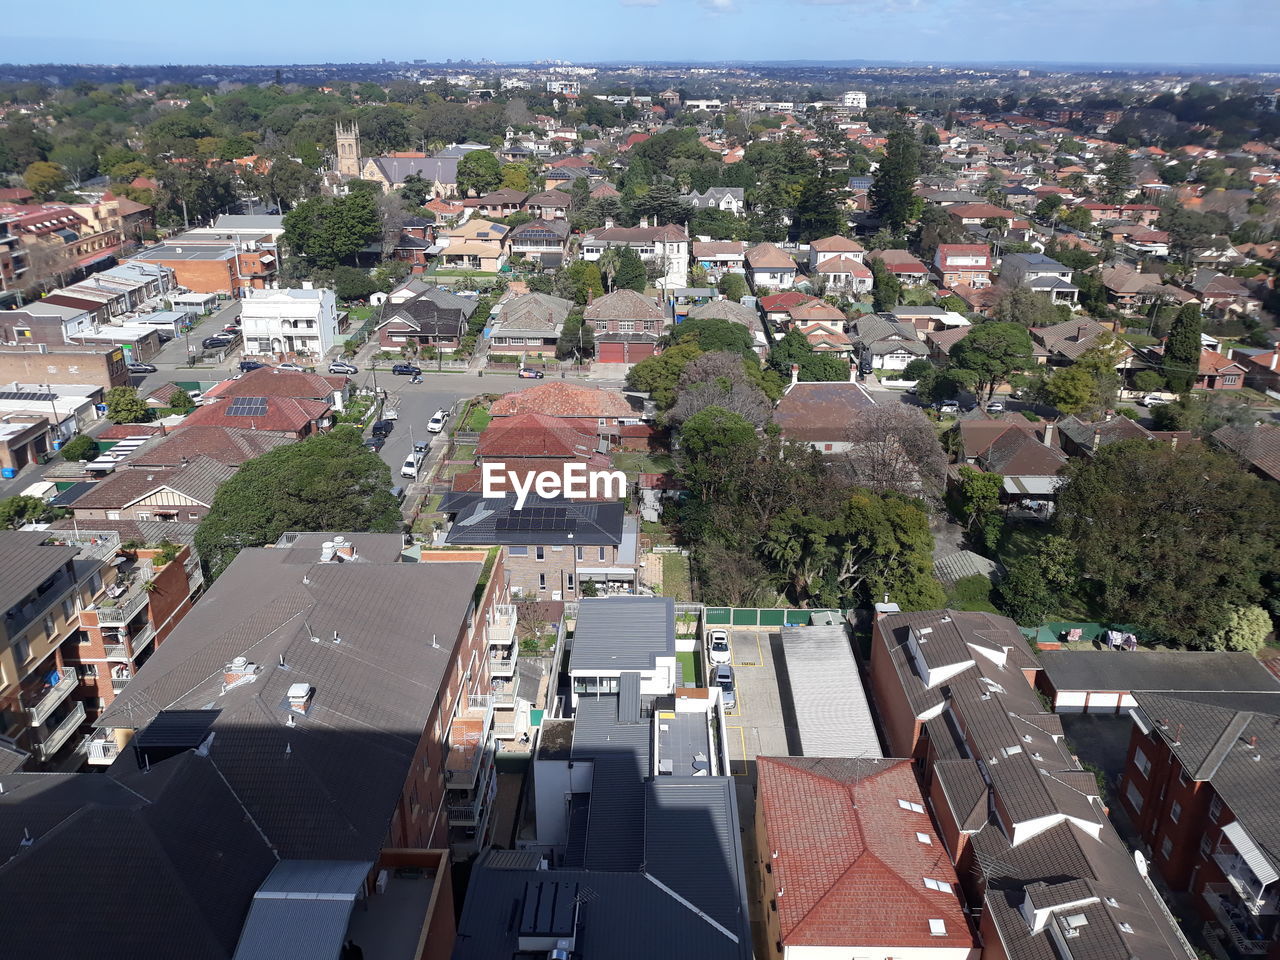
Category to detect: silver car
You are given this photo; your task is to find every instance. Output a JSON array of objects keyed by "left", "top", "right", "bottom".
[{"left": 712, "top": 664, "right": 736, "bottom": 710}]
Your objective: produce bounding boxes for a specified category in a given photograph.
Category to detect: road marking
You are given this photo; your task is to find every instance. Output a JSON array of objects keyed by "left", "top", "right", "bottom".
[{"left": 729, "top": 725, "right": 748, "bottom": 776}]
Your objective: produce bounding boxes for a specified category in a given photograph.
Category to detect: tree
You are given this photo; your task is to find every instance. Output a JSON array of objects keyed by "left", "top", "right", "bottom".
[
  {"left": 105, "top": 386, "right": 150, "bottom": 424},
  {"left": 1210, "top": 606, "right": 1273, "bottom": 654},
  {"left": 676, "top": 406, "right": 760, "bottom": 505},
  {"left": 949, "top": 322, "right": 1034, "bottom": 400},
  {"left": 1100, "top": 148, "right": 1133, "bottom": 203},
  {"left": 768, "top": 329, "right": 847, "bottom": 382},
  {"left": 718, "top": 273, "right": 749, "bottom": 302},
  {"left": 793, "top": 177, "right": 843, "bottom": 243},
  {"left": 456, "top": 149, "right": 501, "bottom": 197},
  {"left": 1060, "top": 206, "right": 1092, "bottom": 233},
  {"left": 500, "top": 162, "right": 532, "bottom": 192},
  {"left": 47, "top": 143, "right": 97, "bottom": 187},
  {"left": 995, "top": 534, "right": 1077, "bottom": 625},
  {"left": 167, "top": 388, "right": 196, "bottom": 414},
  {"left": 626, "top": 341, "right": 702, "bottom": 409},
  {"left": 23, "top": 160, "right": 67, "bottom": 199},
  {"left": 1163, "top": 303, "right": 1202, "bottom": 394},
  {"left": 954, "top": 465, "right": 1003, "bottom": 531},
  {"left": 554, "top": 260, "right": 604, "bottom": 305},
  {"left": 59, "top": 434, "right": 99, "bottom": 462},
  {"left": 613, "top": 247, "right": 648, "bottom": 292},
  {"left": 1042, "top": 364, "right": 1099, "bottom": 415},
  {"left": 398, "top": 173, "right": 434, "bottom": 208},
  {"left": 869, "top": 126, "right": 922, "bottom": 230},
  {"left": 1033, "top": 195, "right": 1064, "bottom": 221},
  {"left": 669, "top": 352, "right": 774, "bottom": 428},
  {"left": 840, "top": 405, "right": 947, "bottom": 503},
  {"left": 195, "top": 427, "right": 401, "bottom": 580},
  {"left": 1055, "top": 440, "right": 1280, "bottom": 647},
  {"left": 556, "top": 310, "right": 594, "bottom": 361},
  {"left": 991, "top": 286, "right": 1062, "bottom": 326},
  {"left": 283, "top": 193, "right": 382, "bottom": 269},
  {"left": 1133, "top": 369, "right": 1167, "bottom": 393},
  {"left": 870, "top": 257, "right": 901, "bottom": 312},
  {"left": 0, "top": 495, "right": 64, "bottom": 530},
  {"left": 670, "top": 317, "right": 755, "bottom": 357}
]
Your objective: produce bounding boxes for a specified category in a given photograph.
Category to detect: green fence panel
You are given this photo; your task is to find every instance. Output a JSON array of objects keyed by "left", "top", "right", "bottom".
[
  {"left": 530, "top": 709, "right": 545, "bottom": 727},
  {"left": 758, "top": 609, "right": 785, "bottom": 626},
  {"left": 705, "top": 607, "right": 732, "bottom": 625},
  {"left": 731, "top": 608, "right": 758, "bottom": 626}
]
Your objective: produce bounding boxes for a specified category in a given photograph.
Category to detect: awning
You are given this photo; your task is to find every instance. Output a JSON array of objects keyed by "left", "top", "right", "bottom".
[
  {"left": 576, "top": 567, "right": 636, "bottom": 578},
  {"left": 1222, "top": 820, "right": 1279, "bottom": 885},
  {"left": 1003, "top": 476, "right": 1062, "bottom": 496}
]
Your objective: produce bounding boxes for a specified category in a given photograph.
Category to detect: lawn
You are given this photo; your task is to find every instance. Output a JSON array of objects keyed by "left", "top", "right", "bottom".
[
  {"left": 660, "top": 552, "right": 693, "bottom": 602},
  {"left": 612, "top": 452, "right": 675, "bottom": 476},
  {"left": 996, "top": 521, "right": 1101, "bottom": 623},
  {"left": 675, "top": 651, "right": 702, "bottom": 687},
  {"left": 641, "top": 519, "right": 678, "bottom": 546},
  {"left": 464, "top": 404, "right": 492, "bottom": 432}
]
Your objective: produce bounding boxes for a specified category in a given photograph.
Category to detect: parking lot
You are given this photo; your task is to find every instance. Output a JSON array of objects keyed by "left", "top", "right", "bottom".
[{"left": 713, "top": 627, "right": 796, "bottom": 778}]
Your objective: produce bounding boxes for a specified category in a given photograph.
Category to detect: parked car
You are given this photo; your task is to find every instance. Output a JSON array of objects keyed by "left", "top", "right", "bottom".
[
  {"left": 221, "top": 324, "right": 241, "bottom": 334},
  {"left": 427, "top": 409, "right": 447, "bottom": 434},
  {"left": 400, "top": 451, "right": 424, "bottom": 479},
  {"left": 934, "top": 400, "right": 959, "bottom": 414},
  {"left": 382, "top": 405, "right": 399, "bottom": 421},
  {"left": 518, "top": 367, "right": 544, "bottom": 379},
  {"left": 371, "top": 419, "right": 395, "bottom": 438},
  {"left": 707, "top": 629, "right": 731, "bottom": 666},
  {"left": 363, "top": 436, "right": 385, "bottom": 452},
  {"left": 238, "top": 360, "right": 265, "bottom": 372},
  {"left": 986, "top": 400, "right": 1005, "bottom": 413},
  {"left": 711, "top": 664, "right": 736, "bottom": 710},
  {"left": 328, "top": 360, "right": 358, "bottom": 375},
  {"left": 859, "top": 357, "right": 873, "bottom": 376},
  {"left": 275, "top": 362, "right": 306, "bottom": 372},
  {"left": 1140, "top": 394, "right": 1170, "bottom": 407},
  {"left": 201, "top": 335, "right": 232, "bottom": 350},
  {"left": 391, "top": 363, "right": 422, "bottom": 377},
  {"left": 126, "top": 361, "right": 157, "bottom": 374}
]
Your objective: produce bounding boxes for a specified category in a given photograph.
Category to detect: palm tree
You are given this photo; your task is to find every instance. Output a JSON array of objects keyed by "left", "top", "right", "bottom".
[{"left": 597, "top": 247, "right": 622, "bottom": 292}]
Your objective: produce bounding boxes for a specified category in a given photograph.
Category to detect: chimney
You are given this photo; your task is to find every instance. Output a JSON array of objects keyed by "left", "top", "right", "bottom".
[
  {"left": 1042, "top": 422, "right": 1055, "bottom": 447},
  {"left": 223, "top": 656, "right": 257, "bottom": 689},
  {"left": 333, "top": 535, "right": 356, "bottom": 561},
  {"left": 1091, "top": 428, "right": 1102, "bottom": 452},
  {"left": 603, "top": 217, "right": 614, "bottom": 230},
  {"left": 1271, "top": 353, "right": 1278, "bottom": 372},
  {"left": 1169, "top": 434, "right": 1178, "bottom": 450},
  {"left": 1104, "top": 409, "right": 1113, "bottom": 422},
  {"left": 287, "top": 682, "right": 313, "bottom": 714},
  {"left": 640, "top": 215, "right": 650, "bottom": 229},
  {"left": 790, "top": 363, "right": 800, "bottom": 386}
]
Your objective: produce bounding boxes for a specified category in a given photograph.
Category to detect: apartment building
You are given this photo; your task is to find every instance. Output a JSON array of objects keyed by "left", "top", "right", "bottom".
[
  {"left": 238, "top": 286, "right": 339, "bottom": 359},
  {"left": 1117, "top": 690, "right": 1280, "bottom": 959},
  {"left": 0, "top": 342, "right": 129, "bottom": 390},
  {"left": 933, "top": 244, "right": 993, "bottom": 289},
  {"left": 0, "top": 531, "right": 118, "bottom": 770},
  {"left": 868, "top": 608, "right": 1195, "bottom": 960}
]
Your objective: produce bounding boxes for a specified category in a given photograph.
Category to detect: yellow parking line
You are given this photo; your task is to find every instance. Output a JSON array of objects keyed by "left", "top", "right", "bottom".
[{"left": 729, "top": 725, "right": 748, "bottom": 775}]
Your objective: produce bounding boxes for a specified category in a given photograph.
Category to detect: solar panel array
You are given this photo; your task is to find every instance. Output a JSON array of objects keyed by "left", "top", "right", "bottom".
[
  {"left": 0, "top": 391, "right": 57, "bottom": 403},
  {"left": 226, "top": 396, "right": 268, "bottom": 417},
  {"left": 495, "top": 506, "right": 575, "bottom": 533}
]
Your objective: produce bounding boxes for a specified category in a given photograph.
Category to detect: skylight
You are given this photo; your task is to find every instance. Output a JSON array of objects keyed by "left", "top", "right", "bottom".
[
  {"left": 929, "top": 919, "right": 947, "bottom": 936},
  {"left": 916, "top": 832, "right": 933, "bottom": 845},
  {"left": 898, "top": 799, "right": 925, "bottom": 814},
  {"left": 924, "top": 878, "right": 953, "bottom": 893}
]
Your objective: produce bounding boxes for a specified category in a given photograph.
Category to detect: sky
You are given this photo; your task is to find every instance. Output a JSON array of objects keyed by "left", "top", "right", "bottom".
[{"left": 5, "top": 0, "right": 1279, "bottom": 68}]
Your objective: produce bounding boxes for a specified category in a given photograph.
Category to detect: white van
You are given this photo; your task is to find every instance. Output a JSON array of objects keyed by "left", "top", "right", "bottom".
[{"left": 400, "top": 451, "right": 424, "bottom": 479}]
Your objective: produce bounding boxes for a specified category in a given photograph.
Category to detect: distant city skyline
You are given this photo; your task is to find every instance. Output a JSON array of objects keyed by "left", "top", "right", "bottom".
[{"left": 6, "top": 0, "right": 1279, "bottom": 70}]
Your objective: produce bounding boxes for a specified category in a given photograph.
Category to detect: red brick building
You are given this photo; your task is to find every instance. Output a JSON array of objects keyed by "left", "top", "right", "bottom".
[{"left": 582, "top": 288, "right": 668, "bottom": 364}]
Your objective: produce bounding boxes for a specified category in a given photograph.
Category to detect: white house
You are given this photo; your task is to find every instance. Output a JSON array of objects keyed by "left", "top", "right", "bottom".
[
  {"left": 683, "top": 186, "right": 745, "bottom": 217},
  {"left": 745, "top": 242, "right": 798, "bottom": 290},
  {"left": 239, "top": 287, "right": 338, "bottom": 358},
  {"left": 808, "top": 235, "right": 866, "bottom": 270},
  {"left": 580, "top": 220, "right": 690, "bottom": 290},
  {"left": 841, "top": 90, "right": 868, "bottom": 110}
]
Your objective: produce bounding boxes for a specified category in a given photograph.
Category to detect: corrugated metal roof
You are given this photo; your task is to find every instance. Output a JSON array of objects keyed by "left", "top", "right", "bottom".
[
  {"left": 572, "top": 696, "right": 651, "bottom": 870},
  {"left": 569, "top": 596, "right": 676, "bottom": 672},
  {"left": 619, "top": 671, "right": 641, "bottom": 722},
  {"left": 781, "top": 625, "right": 883, "bottom": 759},
  {"left": 232, "top": 860, "right": 371, "bottom": 960}
]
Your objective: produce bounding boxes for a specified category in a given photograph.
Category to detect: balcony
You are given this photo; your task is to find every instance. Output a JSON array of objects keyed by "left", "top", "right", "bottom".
[
  {"left": 487, "top": 604, "right": 516, "bottom": 646},
  {"left": 95, "top": 563, "right": 154, "bottom": 625},
  {"left": 110, "top": 675, "right": 132, "bottom": 693},
  {"left": 85, "top": 729, "right": 121, "bottom": 766},
  {"left": 102, "top": 622, "right": 155, "bottom": 661},
  {"left": 445, "top": 695, "right": 494, "bottom": 791},
  {"left": 489, "top": 651, "right": 517, "bottom": 679},
  {"left": 447, "top": 769, "right": 495, "bottom": 827},
  {"left": 3, "top": 569, "right": 76, "bottom": 640},
  {"left": 1214, "top": 852, "right": 1278, "bottom": 915},
  {"left": 1205, "top": 885, "right": 1271, "bottom": 956},
  {"left": 35, "top": 701, "right": 86, "bottom": 761},
  {"left": 24, "top": 668, "right": 78, "bottom": 728}
]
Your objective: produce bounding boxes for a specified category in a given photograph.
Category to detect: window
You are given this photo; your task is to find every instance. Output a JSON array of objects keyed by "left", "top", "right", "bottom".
[
  {"left": 1160, "top": 836, "right": 1173, "bottom": 860},
  {"left": 576, "top": 547, "right": 584, "bottom": 561},
  {"left": 1133, "top": 746, "right": 1151, "bottom": 779},
  {"left": 78, "top": 664, "right": 98, "bottom": 678},
  {"left": 13, "top": 637, "right": 30, "bottom": 665},
  {"left": 538, "top": 574, "right": 546, "bottom": 591},
  {"left": 137, "top": 512, "right": 151, "bottom": 521},
  {"left": 1200, "top": 834, "right": 1213, "bottom": 859},
  {"left": 508, "top": 546, "right": 529, "bottom": 556},
  {"left": 1224, "top": 375, "right": 1239, "bottom": 385},
  {"left": 1209, "top": 795, "right": 1223, "bottom": 823},
  {"left": 929, "top": 919, "right": 947, "bottom": 937},
  {"left": 916, "top": 832, "right": 933, "bottom": 845},
  {"left": 618, "top": 321, "right": 634, "bottom": 333},
  {"left": 598, "top": 547, "right": 606, "bottom": 561},
  {"left": 43, "top": 614, "right": 55, "bottom": 638},
  {"left": 897, "top": 799, "right": 925, "bottom": 814},
  {"left": 1170, "top": 801, "right": 1182, "bottom": 823},
  {"left": 62, "top": 598, "right": 75, "bottom": 621},
  {"left": 91, "top": 572, "right": 102, "bottom": 594},
  {"left": 1125, "top": 781, "right": 1144, "bottom": 813},
  {"left": 188, "top": 513, "right": 199, "bottom": 521},
  {"left": 924, "top": 878, "right": 952, "bottom": 893},
  {"left": 107, "top": 511, "right": 121, "bottom": 521},
  {"left": 535, "top": 547, "right": 544, "bottom": 561},
  {"left": 1178, "top": 768, "right": 1189, "bottom": 787},
  {"left": 567, "top": 574, "right": 575, "bottom": 591}
]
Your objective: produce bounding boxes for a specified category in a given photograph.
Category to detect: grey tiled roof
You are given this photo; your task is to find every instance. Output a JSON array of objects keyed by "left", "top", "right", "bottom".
[
  {"left": 569, "top": 596, "right": 675, "bottom": 672},
  {"left": 1040, "top": 650, "right": 1280, "bottom": 696},
  {"left": 0, "top": 531, "right": 78, "bottom": 616}
]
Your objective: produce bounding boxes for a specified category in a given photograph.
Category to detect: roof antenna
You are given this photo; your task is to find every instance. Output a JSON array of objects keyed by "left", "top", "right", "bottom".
[
  {"left": 144, "top": 752, "right": 151, "bottom": 773},
  {"left": 20, "top": 828, "right": 32, "bottom": 847},
  {"left": 332, "top": 630, "right": 341, "bottom": 644},
  {"left": 286, "top": 714, "right": 296, "bottom": 728},
  {"left": 432, "top": 633, "right": 440, "bottom": 649},
  {"left": 285, "top": 742, "right": 291, "bottom": 756},
  {"left": 278, "top": 654, "right": 286, "bottom": 668},
  {"left": 305, "top": 621, "right": 319, "bottom": 643}
]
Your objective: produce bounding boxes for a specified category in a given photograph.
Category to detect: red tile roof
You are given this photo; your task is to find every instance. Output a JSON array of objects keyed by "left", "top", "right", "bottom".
[
  {"left": 758, "top": 292, "right": 817, "bottom": 312},
  {"left": 476, "top": 413, "right": 600, "bottom": 459},
  {"left": 489, "top": 381, "right": 637, "bottom": 420},
  {"left": 177, "top": 396, "right": 330, "bottom": 435},
  {"left": 204, "top": 367, "right": 346, "bottom": 400},
  {"left": 758, "top": 757, "right": 973, "bottom": 948}
]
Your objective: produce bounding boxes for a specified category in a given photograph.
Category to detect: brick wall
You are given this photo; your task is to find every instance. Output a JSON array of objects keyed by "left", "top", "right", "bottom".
[
  {"left": 868, "top": 617, "right": 923, "bottom": 758},
  {"left": 0, "top": 345, "right": 128, "bottom": 389},
  {"left": 133, "top": 256, "right": 234, "bottom": 295}
]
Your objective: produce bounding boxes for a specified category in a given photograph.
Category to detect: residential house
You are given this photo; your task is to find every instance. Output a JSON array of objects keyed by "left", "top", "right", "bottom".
[
  {"left": 488, "top": 292, "right": 574, "bottom": 358},
  {"left": 439, "top": 219, "right": 509, "bottom": 272},
  {"left": 1056, "top": 412, "right": 1173, "bottom": 458},
  {"left": 933, "top": 244, "right": 992, "bottom": 289},
  {"left": 200, "top": 365, "right": 350, "bottom": 411},
  {"left": 945, "top": 202, "right": 1019, "bottom": 226},
  {"left": 1001, "top": 253, "right": 1079, "bottom": 305},
  {"left": 376, "top": 286, "right": 476, "bottom": 352},
  {"left": 851, "top": 315, "right": 929, "bottom": 370},
  {"left": 890, "top": 305, "right": 973, "bottom": 335},
  {"left": 869, "top": 608, "right": 1196, "bottom": 960},
  {"left": 756, "top": 756, "right": 978, "bottom": 960},
  {"left": 583, "top": 288, "right": 668, "bottom": 364},
  {"left": 797, "top": 319, "right": 854, "bottom": 356},
  {"left": 807, "top": 235, "right": 866, "bottom": 270},
  {"left": 956, "top": 418, "right": 1069, "bottom": 510},
  {"left": 177, "top": 394, "right": 332, "bottom": 438},
  {"left": 580, "top": 220, "right": 690, "bottom": 289},
  {"left": 1116, "top": 689, "right": 1280, "bottom": 960},
  {"left": 814, "top": 256, "right": 873, "bottom": 295},
  {"left": 488, "top": 380, "right": 643, "bottom": 431},
  {"left": 124, "top": 424, "right": 292, "bottom": 470},
  {"left": 507, "top": 218, "right": 569, "bottom": 269},
  {"left": 867, "top": 249, "right": 932, "bottom": 285},
  {"left": 1239, "top": 350, "right": 1280, "bottom": 395},
  {"left": 683, "top": 186, "right": 746, "bottom": 216},
  {"left": 692, "top": 240, "right": 747, "bottom": 279},
  {"left": 441, "top": 492, "right": 637, "bottom": 598},
  {"left": 774, "top": 379, "right": 878, "bottom": 453},
  {"left": 474, "top": 188, "right": 528, "bottom": 218},
  {"left": 1099, "top": 265, "right": 1169, "bottom": 310},
  {"left": 68, "top": 455, "right": 236, "bottom": 524},
  {"left": 745, "top": 242, "right": 798, "bottom": 290},
  {"left": 1190, "top": 270, "right": 1259, "bottom": 318},
  {"left": 758, "top": 292, "right": 838, "bottom": 331},
  {"left": 1030, "top": 318, "right": 1125, "bottom": 366},
  {"left": 1192, "top": 349, "right": 1248, "bottom": 390},
  {"left": 524, "top": 189, "right": 573, "bottom": 220},
  {"left": 238, "top": 287, "right": 338, "bottom": 359},
  {"left": 1212, "top": 423, "right": 1280, "bottom": 484},
  {"left": 685, "top": 298, "right": 767, "bottom": 354}
]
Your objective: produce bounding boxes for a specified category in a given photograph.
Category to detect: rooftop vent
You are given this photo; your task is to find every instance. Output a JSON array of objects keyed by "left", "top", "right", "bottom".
[
  {"left": 287, "top": 682, "right": 313, "bottom": 714},
  {"left": 223, "top": 657, "right": 258, "bottom": 689}
]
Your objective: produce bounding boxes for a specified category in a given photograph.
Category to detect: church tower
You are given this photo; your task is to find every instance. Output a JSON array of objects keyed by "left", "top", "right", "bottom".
[{"left": 335, "top": 121, "right": 361, "bottom": 179}]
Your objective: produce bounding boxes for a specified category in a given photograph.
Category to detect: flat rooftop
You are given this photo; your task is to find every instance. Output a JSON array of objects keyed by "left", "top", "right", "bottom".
[{"left": 656, "top": 709, "right": 714, "bottom": 778}]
